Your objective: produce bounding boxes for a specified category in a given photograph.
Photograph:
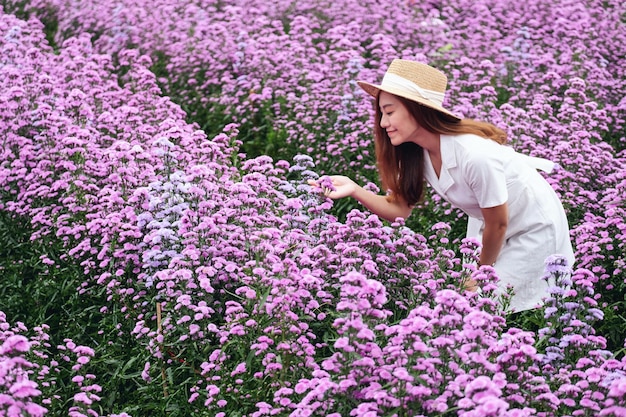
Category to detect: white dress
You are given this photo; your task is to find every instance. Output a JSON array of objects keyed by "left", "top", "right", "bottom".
[{"left": 424, "top": 134, "right": 575, "bottom": 312}]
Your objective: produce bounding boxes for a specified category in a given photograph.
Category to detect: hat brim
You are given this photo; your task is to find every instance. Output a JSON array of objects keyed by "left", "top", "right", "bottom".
[{"left": 357, "top": 80, "right": 462, "bottom": 120}]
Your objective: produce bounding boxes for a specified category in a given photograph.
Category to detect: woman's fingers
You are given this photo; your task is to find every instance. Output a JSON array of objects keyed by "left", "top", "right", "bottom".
[
  {"left": 464, "top": 278, "right": 479, "bottom": 292},
  {"left": 307, "top": 178, "right": 333, "bottom": 197}
]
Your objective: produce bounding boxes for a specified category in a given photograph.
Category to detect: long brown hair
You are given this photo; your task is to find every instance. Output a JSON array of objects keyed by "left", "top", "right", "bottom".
[{"left": 374, "top": 94, "right": 507, "bottom": 207}]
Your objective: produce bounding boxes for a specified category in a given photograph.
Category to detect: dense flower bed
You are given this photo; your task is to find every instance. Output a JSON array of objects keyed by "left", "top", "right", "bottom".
[{"left": 1, "top": 0, "right": 626, "bottom": 415}]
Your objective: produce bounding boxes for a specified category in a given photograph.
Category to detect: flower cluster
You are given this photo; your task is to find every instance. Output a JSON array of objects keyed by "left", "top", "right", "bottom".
[
  {"left": 0, "top": 312, "right": 47, "bottom": 417},
  {"left": 1, "top": 0, "right": 626, "bottom": 416}
]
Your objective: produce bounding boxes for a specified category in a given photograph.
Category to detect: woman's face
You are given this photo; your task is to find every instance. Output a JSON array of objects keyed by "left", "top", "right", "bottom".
[{"left": 378, "top": 91, "right": 422, "bottom": 146}]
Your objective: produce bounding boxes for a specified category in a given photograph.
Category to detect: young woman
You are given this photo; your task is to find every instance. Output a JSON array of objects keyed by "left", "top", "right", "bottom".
[{"left": 316, "top": 59, "right": 575, "bottom": 312}]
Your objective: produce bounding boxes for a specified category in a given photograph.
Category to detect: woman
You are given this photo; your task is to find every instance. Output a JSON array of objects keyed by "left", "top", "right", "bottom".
[{"left": 315, "top": 59, "right": 575, "bottom": 312}]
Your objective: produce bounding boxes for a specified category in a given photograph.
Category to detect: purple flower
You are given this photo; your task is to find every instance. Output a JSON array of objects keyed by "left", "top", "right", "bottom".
[
  {"left": 0, "top": 335, "right": 30, "bottom": 354},
  {"left": 9, "top": 379, "right": 41, "bottom": 398}
]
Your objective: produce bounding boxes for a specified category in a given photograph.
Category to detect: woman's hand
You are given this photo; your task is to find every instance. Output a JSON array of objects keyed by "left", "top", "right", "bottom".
[
  {"left": 463, "top": 278, "right": 479, "bottom": 292},
  {"left": 308, "top": 175, "right": 357, "bottom": 200},
  {"left": 308, "top": 175, "right": 412, "bottom": 221}
]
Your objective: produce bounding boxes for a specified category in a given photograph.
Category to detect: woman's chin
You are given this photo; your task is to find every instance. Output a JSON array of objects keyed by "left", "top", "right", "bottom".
[{"left": 390, "top": 137, "right": 405, "bottom": 146}]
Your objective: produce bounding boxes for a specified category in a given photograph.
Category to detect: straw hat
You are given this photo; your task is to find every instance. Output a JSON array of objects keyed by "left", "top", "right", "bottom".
[{"left": 357, "top": 59, "right": 461, "bottom": 120}]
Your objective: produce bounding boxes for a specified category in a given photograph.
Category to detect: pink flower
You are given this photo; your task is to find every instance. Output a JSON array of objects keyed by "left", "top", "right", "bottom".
[
  {"left": 608, "top": 378, "right": 626, "bottom": 398},
  {"left": 356, "top": 328, "right": 375, "bottom": 340},
  {"left": 231, "top": 362, "right": 246, "bottom": 376},
  {"left": 1, "top": 335, "right": 30, "bottom": 354},
  {"left": 9, "top": 379, "right": 41, "bottom": 398},
  {"left": 73, "top": 392, "right": 93, "bottom": 405},
  {"left": 392, "top": 367, "right": 413, "bottom": 382},
  {"left": 141, "top": 362, "right": 151, "bottom": 382}
]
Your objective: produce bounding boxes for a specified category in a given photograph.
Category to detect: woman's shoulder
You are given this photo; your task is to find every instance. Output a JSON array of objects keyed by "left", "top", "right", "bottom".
[
  {"left": 442, "top": 134, "right": 514, "bottom": 169},
  {"left": 442, "top": 133, "right": 501, "bottom": 152}
]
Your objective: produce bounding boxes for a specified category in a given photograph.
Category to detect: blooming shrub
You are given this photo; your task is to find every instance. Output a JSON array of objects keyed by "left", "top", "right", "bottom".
[
  {"left": 0, "top": 312, "right": 47, "bottom": 417},
  {"left": 1, "top": 0, "right": 626, "bottom": 416}
]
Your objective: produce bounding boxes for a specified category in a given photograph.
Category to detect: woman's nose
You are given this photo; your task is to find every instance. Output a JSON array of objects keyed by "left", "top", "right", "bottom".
[{"left": 380, "top": 115, "right": 389, "bottom": 128}]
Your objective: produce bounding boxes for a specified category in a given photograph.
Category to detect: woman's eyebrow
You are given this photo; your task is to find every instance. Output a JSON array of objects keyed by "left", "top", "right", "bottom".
[{"left": 380, "top": 103, "right": 394, "bottom": 110}]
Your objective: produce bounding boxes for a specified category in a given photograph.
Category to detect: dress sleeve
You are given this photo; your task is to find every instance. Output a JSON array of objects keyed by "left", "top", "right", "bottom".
[{"left": 464, "top": 146, "right": 508, "bottom": 209}]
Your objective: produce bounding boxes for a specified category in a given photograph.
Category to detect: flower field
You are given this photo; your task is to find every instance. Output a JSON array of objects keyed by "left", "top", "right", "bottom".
[{"left": 1, "top": 0, "right": 626, "bottom": 415}]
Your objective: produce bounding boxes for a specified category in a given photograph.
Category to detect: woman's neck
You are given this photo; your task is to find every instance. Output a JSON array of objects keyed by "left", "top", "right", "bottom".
[{"left": 422, "top": 132, "right": 441, "bottom": 158}]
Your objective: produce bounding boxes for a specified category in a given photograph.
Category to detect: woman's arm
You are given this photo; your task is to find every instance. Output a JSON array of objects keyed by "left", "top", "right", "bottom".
[
  {"left": 479, "top": 203, "right": 508, "bottom": 266},
  {"left": 310, "top": 175, "right": 413, "bottom": 222}
]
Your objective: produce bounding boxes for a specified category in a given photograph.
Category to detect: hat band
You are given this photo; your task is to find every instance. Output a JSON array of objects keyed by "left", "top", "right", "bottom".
[{"left": 381, "top": 73, "right": 445, "bottom": 107}]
